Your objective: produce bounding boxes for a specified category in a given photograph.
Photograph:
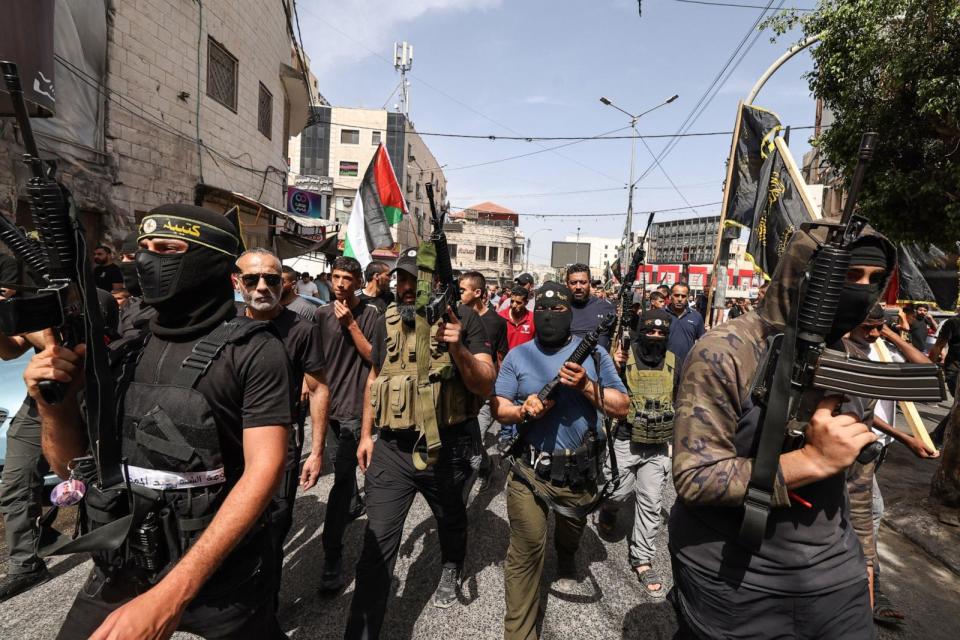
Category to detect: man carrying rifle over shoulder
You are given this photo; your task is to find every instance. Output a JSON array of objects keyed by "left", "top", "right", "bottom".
[
  {"left": 668, "top": 225, "right": 896, "bottom": 640},
  {"left": 492, "top": 282, "right": 628, "bottom": 640}
]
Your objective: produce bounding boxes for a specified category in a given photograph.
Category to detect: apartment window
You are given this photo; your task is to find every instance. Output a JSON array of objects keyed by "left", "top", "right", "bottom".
[
  {"left": 488, "top": 246, "right": 499, "bottom": 262},
  {"left": 340, "top": 129, "right": 360, "bottom": 144},
  {"left": 206, "top": 38, "right": 237, "bottom": 112},
  {"left": 372, "top": 131, "right": 382, "bottom": 145},
  {"left": 475, "top": 245, "right": 486, "bottom": 261},
  {"left": 339, "top": 161, "right": 359, "bottom": 176},
  {"left": 504, "top": 248, "right": 511, "bottom": 264},
  {"left": 449, "top": 243, "right": 457, "bottom": 257},
  {"left": 408, "top": 143, "right": 414, "bottom": 161},
  {"left": 257, "top": 82, "right": 272, "bottom": 139},
  {"left": 405, "top": 175, "right": 412, "bottom": 193},
  {"left": 415, "top": 182, "right": 421, "bottom": 199}
]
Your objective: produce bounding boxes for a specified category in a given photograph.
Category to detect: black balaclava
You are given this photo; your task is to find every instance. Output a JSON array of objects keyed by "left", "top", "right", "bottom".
[
  {"left": 533, "top": 282, "right": 573, "bottom": 349},
  {"left": 119, "top": 235, "right": 141, "bottom": 296},
  {"left": 136, "top": 204, "right": 240, "bottom": 339},
  {"left": 636, "top": 309, "right": 672, "bottom": 365},
  {"left": 826, "top": 236, "right": 889, "bottom": 344}
]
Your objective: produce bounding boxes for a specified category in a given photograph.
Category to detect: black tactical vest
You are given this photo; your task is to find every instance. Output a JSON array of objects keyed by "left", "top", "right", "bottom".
[{"left": 80, "top": 318, "right": 270, "bottom": 583}]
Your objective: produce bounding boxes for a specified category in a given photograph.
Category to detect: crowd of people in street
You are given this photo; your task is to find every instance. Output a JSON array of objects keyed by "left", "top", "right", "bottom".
[{"left": 0, "top": 204, "right": 957, "bottom": 640}]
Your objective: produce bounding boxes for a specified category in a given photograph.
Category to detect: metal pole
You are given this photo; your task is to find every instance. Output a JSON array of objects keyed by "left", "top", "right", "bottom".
[
  {"left": 624, "top": 116, "right": 638, "bottom": 270},
  {"left": 744, "top": 34, "right": 822, "bottom": 105}
]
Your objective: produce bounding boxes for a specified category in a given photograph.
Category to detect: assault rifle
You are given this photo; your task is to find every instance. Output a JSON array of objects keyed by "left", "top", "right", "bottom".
[
  {"left": 613, "top": 212, "right": 655, "bottom": 352},
  {"left": 502, "top": 313, "right": 617, "bottom": 449},
  {"left": 423, "top": 181, "right": 459, "bottom": 325},
  {"left": 0, "top": 61, "right": 119, "bottom": 485},
  {"left": 740, "top": 132, "right": 946, "bottom": 548}
]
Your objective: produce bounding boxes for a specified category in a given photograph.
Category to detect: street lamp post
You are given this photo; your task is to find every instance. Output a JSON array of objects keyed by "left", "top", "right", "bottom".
[{"left": 599, "top": 94, "right": 679, "bottom": 271}]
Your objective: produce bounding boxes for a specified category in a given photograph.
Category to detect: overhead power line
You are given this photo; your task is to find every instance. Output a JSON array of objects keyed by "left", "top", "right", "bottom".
[{"left": 674, "top": 0, "right": 814, "bottom": 11}]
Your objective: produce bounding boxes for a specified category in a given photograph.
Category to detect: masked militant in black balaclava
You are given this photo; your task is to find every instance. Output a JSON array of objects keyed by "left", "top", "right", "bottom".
[
  {"left": 636, "top": 308, "right": 672, "bottom": 366},
  {"left": 136, "top": 204, "right": 240, "bottom": 338},
  {"left": 119, "top": 235, "right": 141, "bottom": 297},
  {"left": 825, "top": 235, "right": 891, "bottom": 345},
  {"left": 533, "top": 281, "right": 573, "bottom": 348}
]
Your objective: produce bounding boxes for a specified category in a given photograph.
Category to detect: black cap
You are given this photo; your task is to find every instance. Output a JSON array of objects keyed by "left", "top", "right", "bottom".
[
  {"left": 515, "top": 273, "right": 535, "bottom": 286},
  {"left": 639, "top": 309, "right": 672, "bottom": 334},
  {"left": 534, "top": 281, "right": 571, "bottom": 310},
  {"left": 390, "top": 247, "right": 419, "bottom": 278},
  {"left": 848, "top": 236, "right": 888, "bottom": 268}
]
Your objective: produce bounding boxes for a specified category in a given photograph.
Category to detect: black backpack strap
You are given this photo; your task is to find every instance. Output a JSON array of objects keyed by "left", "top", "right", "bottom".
[{"left": 172, "top": 317, "right": 269, "bottom": 389}]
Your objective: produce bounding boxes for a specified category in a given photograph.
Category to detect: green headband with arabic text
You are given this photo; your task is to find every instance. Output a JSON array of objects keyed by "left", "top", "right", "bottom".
[{"left": 138, "top": 214, "right": 239, "bottom": 257}]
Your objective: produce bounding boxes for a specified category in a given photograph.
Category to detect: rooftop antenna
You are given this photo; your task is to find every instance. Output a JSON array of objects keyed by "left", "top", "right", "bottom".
[{"left": 393, "top": 41, "right": 413, "bottom": 117}]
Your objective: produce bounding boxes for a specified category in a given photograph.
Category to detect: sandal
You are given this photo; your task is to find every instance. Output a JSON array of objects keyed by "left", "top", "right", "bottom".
[
  {"left": 873, "top": 587, "right": 904, "bottom": 624},
  {"left": 636, "top": 566, "right": 666, "bottom": 599}
]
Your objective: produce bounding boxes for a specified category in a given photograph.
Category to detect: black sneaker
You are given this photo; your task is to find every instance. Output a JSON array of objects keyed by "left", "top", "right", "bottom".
[
  {"left": 432, "top": 565, "right": 461, "bottom": 609},
  {"left": 317, "top": 556, "right": 344, "bottom": 594},
  {"left": 0, "top": 567, "right": 51, "bottom": 602}
]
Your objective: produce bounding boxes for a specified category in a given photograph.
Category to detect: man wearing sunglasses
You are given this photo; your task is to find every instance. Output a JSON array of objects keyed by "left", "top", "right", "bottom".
[{"left": 234, "top": 248, "right": 329, "bottom": 603}]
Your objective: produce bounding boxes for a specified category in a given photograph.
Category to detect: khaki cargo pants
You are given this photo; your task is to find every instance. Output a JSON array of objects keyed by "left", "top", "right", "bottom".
[{"left": 503, "top": 462, "right": 598, "bottom": 640}]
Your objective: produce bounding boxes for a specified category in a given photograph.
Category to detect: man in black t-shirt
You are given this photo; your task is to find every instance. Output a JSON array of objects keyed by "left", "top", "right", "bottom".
[
  {"left": 459, "top": 270, "right": 507, "bottom": 494},
  {"left": 358, "top": 260, "right": 395, "bottom": 314},
  {"left": 903, "top": 304, "right": 929, "bottom": 352},
  {"left": 310, "top": 256, "right": 384, "bottom": 593},
  {"left": 92, "top": 244, "right": 123, "bottom": 292},
  {"left": 344, "top": 248, "right": 495, "bottom": 638},
  {"left": 566, "top": 263, "right": 616, "bottom": 350},
  {"left": 235, "top": 248, "right": 328, "bottom": 601},
  {"left": 28, "top": 205, "right": 291, "bottom": 638}
]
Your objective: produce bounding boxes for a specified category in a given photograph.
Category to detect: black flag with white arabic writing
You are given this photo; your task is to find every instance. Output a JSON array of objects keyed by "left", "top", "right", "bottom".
[{"left": 725, "top": 103, "right": 782, "bottom": 229}]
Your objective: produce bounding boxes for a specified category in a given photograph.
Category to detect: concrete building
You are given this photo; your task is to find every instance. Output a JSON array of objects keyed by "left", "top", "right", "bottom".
[
  {"left": 289, "top": 106, "right": 447, "bottom": 253},
  {"left": 444, "top": 202, "right": 524, "bottom": 285},
  {"left": 648, "top": 215, "right": 720, "bottom": 265},
  {"left": 0, "top": 0, "right": 316, "bottom": 257}
]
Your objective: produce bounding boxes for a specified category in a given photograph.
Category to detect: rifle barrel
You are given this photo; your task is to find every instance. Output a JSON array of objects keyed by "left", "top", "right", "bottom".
[{"left": 840, "top": 132, "right": 877, "bottom": 224}]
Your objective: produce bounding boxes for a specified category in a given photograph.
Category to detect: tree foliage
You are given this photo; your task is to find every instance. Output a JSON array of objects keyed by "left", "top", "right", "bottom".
[{"left": 771, "top": 0, "right": 960, "bottom": 244}]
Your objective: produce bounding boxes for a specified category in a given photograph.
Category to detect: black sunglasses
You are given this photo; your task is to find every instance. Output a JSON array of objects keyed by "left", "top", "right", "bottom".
[{"left": 240, "top": 273, "right": 282, "bottom": 288}]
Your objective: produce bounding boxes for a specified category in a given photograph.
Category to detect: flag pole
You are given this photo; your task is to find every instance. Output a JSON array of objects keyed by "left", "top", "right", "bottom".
[
  {"left": 706, "top": 34, "right": 823, "bottom": 328},
  {"left": 705, "top": 100, "right": 744, "bottom": 328}
]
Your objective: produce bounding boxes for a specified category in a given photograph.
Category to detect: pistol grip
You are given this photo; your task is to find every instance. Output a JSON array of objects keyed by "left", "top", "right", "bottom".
[
  {"left": 856, "top": 441, "right": 883, "bottom": 465},
  {"left": 38, "top": 379, "right": 68, "bottom": 405}
]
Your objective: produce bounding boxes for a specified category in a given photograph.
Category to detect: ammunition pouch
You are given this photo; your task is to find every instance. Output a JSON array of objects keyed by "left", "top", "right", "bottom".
[
  {"left": 523, "top": 431, "right": 605, "bottom": 490},
  {"left": 624, "top": 349, "right": 675, "bottom": 444},
  {"left": 372, "top": 304, "right": 483, "bottom": 468}
]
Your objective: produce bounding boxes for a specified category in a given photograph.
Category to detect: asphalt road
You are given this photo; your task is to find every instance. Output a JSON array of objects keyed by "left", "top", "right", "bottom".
[{"left": 2, "top": 422, "right": 959, "bottom": 639}]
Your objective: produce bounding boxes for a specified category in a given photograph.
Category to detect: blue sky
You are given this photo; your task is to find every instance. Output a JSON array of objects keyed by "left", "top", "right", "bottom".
[{"left": 296, "top": 0, "right": 818, "bottom": 265}]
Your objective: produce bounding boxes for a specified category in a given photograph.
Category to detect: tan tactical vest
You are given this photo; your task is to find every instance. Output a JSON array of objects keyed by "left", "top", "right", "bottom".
[
  {"left": 370, "top": 305, "right": 483, "bottom": 467},
  {"left": 624, "top": 347, "right": 676, "bottom": 444}
]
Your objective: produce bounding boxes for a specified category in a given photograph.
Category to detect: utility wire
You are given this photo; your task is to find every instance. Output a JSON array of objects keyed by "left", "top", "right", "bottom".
[
  {"left": 295, "top": 3, "right": 624, "bottom": 184},
  {"left": 632, "top": 0, "right": 783, "bottom": 187},
  {"left": 674, "top": 0, "right": 813, "bottom": 11}
]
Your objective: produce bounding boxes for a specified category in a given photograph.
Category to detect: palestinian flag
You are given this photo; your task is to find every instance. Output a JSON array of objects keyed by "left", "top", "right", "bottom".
[{"left": 343, "top": 143, "right": 406, "bottom": 266}]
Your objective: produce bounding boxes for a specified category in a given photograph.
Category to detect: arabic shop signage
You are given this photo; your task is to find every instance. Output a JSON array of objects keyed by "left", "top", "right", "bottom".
[{"left": 287, "top": 187, "right": 326, "bottom": 218}]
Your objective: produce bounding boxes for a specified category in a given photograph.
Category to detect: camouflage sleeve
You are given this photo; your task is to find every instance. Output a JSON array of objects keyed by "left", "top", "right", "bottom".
[
  {"left": 846, "top": 459, "right": 877, "bottom": 568},
  {"left": 672, "top": 335, "right": 791, "bottom": 508}
]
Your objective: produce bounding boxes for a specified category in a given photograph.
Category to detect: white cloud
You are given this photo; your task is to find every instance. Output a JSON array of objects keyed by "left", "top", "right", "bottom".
[{"left": 297, "top": 0, "right": 503, "bottom": 74}]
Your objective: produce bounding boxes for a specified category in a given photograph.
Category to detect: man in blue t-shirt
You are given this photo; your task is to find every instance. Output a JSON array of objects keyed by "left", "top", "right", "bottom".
[
  {"left": 566, "top": 263, "right": 616, "bottom": 350},
  {"left": 492, "top": 282, "right": 628, "bottom": 640}
]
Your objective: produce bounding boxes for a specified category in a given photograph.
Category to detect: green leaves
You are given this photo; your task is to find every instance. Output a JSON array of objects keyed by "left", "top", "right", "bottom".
[{"left": 795, "top": 0, "right": 960, "bottom": 243}]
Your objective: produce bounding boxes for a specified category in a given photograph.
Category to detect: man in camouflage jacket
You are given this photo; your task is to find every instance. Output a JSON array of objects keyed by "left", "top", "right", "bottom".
[{"left": 668, "top": 225, "right": 896, "bottom": 640}]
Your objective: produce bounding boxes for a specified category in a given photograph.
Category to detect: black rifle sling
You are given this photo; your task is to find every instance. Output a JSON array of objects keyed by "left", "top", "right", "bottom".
[{"left": 739, "top": 324, "right": 797, "bottom": 549}]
